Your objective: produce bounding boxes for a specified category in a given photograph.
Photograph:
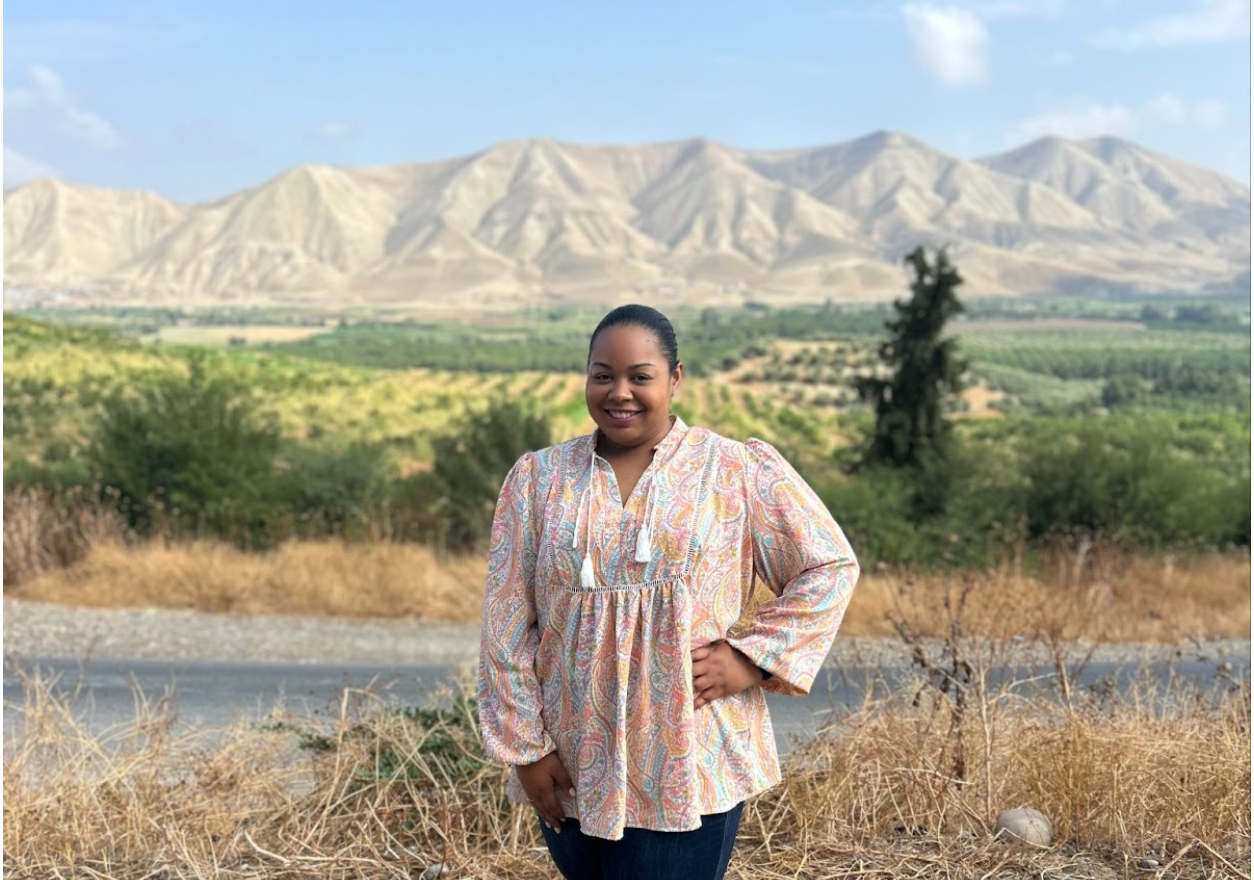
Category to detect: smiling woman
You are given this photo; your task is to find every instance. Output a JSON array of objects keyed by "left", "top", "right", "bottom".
[
  {"left": 477, "top": 304, "right": 861, "bottom": 880},
  {"left": 584, "top": 305, "right": 684, "bottom": 503}
]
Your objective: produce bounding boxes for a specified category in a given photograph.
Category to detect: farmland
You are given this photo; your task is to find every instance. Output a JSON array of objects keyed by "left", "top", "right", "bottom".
[{"left": 4, "top": 297, "right": 1249, "bottom": 572}]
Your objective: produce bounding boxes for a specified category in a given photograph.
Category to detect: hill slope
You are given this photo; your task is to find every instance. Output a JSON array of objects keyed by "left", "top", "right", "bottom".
[{"left": 5, "top": 133, "right": 1248, "bottom": 306}]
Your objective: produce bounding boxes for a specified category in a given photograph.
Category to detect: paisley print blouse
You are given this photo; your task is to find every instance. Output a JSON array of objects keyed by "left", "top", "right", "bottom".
[{"left": 477, "top": 416, "right": 859, "bottom": 841}]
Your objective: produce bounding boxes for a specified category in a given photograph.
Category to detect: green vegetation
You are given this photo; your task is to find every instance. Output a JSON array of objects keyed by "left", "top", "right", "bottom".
[
  {"left": 84, "top": 355, "right": 284, "bottom": 548},
  {"left": 4, "top": 283, "right": 1250, "bottom": 570},
  {"left": 404, "top": 399, "right": 554, "bottom": 553},
  {"left": 821, "top": 413, "right": 1250, "bottom": 569},
  {"left": 962, "top": 326, "right": 1249, "bottom": 413},
  {"left": 857, "top": 246, "right": 967, "bottom": 472},
  {"left": 239, "top": 305, "right": 888, "bottom": 377}
]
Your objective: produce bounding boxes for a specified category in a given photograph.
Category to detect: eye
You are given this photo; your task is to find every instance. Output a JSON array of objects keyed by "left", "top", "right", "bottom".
[{"left": 633, "top": 374, "right": 651, "bottom": 382}]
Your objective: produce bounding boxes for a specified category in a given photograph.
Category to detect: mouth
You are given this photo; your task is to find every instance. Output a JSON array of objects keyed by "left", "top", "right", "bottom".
[{"left": 604, "top": 408, "right": 643, "bottom": 423}]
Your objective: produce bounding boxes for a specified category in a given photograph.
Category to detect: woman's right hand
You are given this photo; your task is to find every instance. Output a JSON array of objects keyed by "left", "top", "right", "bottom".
[{"left": 516, "top": 751, "right": 575, "bottom": 832}]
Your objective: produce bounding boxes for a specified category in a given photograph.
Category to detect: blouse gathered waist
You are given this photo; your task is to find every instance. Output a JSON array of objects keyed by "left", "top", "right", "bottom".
[{"left": 478, "top": 417, "right": 859, "bottom": 841}]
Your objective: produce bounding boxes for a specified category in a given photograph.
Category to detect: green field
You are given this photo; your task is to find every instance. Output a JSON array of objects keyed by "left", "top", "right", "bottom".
[
  {"left": 7, "top": 299, "right": 1249, "bottom": 467},
  {"left": 1, "top": 313, "right": 849, "bottom": 477}
]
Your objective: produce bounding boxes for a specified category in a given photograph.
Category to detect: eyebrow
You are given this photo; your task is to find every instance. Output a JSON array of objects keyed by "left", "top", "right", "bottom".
[{"left": 590, "top": 362, "right": 657, "bottom": 370}]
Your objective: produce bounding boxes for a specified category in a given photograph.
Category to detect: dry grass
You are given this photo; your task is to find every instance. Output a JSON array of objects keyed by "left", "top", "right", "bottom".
[
  {"left": 9, "top": 535, "right": 1250, "bottom": 641},
  {"left": 3, "top": 486, "right": 129, "bottom": 587},
  {"left": 838, "top": 551, "right": 1252, "bottom": 642},
  {"left": 4, "top": 641, "right": 1249, "bottom": 880},
  {"left": 5, "top": 538, "right": 486, "bottom": 622}
]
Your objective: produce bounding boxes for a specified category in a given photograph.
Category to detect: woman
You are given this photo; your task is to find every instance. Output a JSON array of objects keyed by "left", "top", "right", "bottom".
[{"left": 478, "top": 305, "right": 859, "bottom": 880}]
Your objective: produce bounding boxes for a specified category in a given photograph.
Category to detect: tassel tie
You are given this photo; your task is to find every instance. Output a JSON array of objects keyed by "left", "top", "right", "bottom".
[
  {"left": 572, "top": 444, "right": 662, "bottom": 588},
  {"left": 634, "top": 477, "right": 660, "bottom": 564}
]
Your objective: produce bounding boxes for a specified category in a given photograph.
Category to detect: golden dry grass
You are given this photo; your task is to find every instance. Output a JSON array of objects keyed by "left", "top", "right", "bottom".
[
  {"left": 4, "top": 649, "right": 1248, "bottom": 879},
  {"left": 147, "top": 325, "right": 334, "bottom": 346},
  {"left": 6, "top": 539, "right": 486, "bottom": 622},
  {"left": 9, "top": 537, "right": 1250, "bottom": 641},
  {"left": 837, "top": 552, "right": 1252, "bottom": 642}
]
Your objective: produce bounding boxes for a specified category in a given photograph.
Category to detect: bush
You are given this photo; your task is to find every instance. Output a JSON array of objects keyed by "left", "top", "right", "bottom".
[
  {"left": 822, "top": 414, "right": 1250, "bottom": 568},
  {"left": 278, "top": 441, "right": 398, "bottom": 539},
  {"left": 85, "top": 356, "right": 283, "bottom": 548},
  {"left": 1017, "top": 421, "right": 1242, "bottom": 548},
  {"left": 399, "top": 397, "right": 553, "bottom": 553}
]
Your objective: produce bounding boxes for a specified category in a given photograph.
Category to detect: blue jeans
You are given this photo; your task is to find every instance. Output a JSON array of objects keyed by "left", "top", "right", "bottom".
[{"left": 539, "top": 802, "right": 743, "bottom": 880}]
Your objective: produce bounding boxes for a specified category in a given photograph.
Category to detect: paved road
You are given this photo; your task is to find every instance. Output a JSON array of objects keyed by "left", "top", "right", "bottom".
[{"left": 4, "top": 655, "right": 1244, "bottom": 756}]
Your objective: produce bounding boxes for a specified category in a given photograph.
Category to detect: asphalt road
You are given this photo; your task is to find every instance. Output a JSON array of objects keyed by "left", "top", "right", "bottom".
[{"left": 4, "top": 655, "right": 1245, "bottom": 756}]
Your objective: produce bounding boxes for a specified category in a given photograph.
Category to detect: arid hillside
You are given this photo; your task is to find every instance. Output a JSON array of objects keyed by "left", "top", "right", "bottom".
[{"left": 4, "top": 132, "right": 1249, "bottom": 308}]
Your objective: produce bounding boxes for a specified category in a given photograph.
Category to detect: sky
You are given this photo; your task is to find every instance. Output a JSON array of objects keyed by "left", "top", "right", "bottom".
[{"left": 3, "top": 0, "right": 1250, "bottom": 203}]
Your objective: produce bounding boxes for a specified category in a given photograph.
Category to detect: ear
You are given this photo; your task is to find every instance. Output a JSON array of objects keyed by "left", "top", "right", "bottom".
[{"left": 671, "top": 361, "right": 684, "bottom": 394}]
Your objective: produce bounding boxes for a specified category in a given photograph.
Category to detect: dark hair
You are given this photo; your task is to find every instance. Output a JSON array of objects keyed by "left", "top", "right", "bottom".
[{"left": 588, "top": 304, "right": 680, "bottom": 372}]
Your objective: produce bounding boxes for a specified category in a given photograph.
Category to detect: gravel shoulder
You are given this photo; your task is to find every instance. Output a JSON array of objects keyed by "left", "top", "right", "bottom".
[{"left": 5, "top": 598, "right": 1248, "bottom": 670}]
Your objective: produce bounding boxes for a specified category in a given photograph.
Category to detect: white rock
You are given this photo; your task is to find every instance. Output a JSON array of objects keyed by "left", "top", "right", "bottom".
[{"left": 994, "top": 807, "right": 1053, "bottom": 846}]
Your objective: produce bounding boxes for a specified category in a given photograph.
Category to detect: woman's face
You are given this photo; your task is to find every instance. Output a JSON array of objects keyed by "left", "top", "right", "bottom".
[{"left": 586, "top": 324, "right": 682, "bottom": 453}]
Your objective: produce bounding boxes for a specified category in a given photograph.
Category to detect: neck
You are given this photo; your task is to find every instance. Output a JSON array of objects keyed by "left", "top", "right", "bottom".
[{"left": 596, "top": 415, "right": 675, "bottom": 461}]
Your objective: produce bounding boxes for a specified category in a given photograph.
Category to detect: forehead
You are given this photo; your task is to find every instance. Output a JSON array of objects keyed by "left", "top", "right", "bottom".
[{"left": 589, "top": 324, "right": 666, "bottom": 363}]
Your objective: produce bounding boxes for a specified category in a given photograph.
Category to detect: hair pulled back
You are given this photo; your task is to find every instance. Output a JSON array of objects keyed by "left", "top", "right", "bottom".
[{"left": 588, "top": 305, "right": 680, "bottom": 373}]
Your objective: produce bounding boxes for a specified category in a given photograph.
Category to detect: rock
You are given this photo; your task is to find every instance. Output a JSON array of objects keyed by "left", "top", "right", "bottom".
[
  {"left": 893, "top": 824, "right": 928, "bottom": 836},
  {"left": 994, "top": 807, "right": 1053, "bottom": 846}
]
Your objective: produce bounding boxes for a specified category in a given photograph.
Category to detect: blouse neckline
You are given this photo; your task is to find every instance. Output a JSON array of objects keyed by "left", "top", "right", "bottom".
[{"left": 588, "top": 414, "right": 689, "bottom": 463}]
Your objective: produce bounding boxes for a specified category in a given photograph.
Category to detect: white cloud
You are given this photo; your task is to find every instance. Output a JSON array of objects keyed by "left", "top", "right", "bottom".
[
  {"left": 1094, "top": 0, "right": 1249, "bottom": 49},
  {"left": 1008, "top": 94, "right": 1230, "bottom": 145},
  {"left": 902, "top": 4, "right": 989, "bottom": 87},
  {"left": 1147, "top": 92, "right": 1228, "bottom": 127},
  {"left": 306, "top": 120, "right": 357, "bottom": 143},
  {"left": 4, "top": 145, "right": 58, "bottom": 186},
  {"left": 1008, "top": 103, "right": 1138, "bottom": 143},
  {"left": 1194, "top": 98, "right": 1228, "bottom": 127},
  {"left": 6, "top": 65, "right": 125, "bottom": 151},
  {"left": 1146, "top": 92, "right": 1189, "bottom": 125},
  {"left": 970, "top": 0, "right": 1067, "bottom": 19}
]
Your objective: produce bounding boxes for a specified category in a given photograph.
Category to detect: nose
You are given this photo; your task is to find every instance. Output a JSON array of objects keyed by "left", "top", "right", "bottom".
[{"left": 609, "top": 378, "right": 633, "bottom": 401}]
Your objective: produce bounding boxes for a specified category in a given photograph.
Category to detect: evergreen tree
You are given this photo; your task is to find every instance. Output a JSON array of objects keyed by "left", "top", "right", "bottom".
[{"left": 855, "top": 246, "right": 967, "bottom": 514}]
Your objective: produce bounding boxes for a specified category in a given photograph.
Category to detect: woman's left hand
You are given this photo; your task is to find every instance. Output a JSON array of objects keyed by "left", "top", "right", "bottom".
[{"left": 691, "top": 640, "right": 766, "bottom": 710}]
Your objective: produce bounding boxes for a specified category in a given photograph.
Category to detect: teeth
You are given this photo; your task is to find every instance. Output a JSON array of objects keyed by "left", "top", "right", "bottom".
[{"left": 609, "top": 410, "right": 639, "bottom": 418}]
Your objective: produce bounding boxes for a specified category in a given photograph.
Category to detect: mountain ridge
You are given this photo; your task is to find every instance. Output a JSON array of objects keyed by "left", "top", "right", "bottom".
[{"left": 5, "top": 132, "right": 1249, "bottom": 307}]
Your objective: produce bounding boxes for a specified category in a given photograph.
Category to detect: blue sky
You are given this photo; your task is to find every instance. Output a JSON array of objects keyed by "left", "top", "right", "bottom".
[{"left": 4, "top": 0, "right": 1250, "bottom": 202}]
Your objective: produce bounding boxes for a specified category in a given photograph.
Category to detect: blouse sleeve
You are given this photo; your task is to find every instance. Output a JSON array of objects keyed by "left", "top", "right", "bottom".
[
  {"left": 477, "top": 452, "right": 556, "bottom": 765},
  {"left": 724, "top": 438, "right": 860, "bottom": 696}
]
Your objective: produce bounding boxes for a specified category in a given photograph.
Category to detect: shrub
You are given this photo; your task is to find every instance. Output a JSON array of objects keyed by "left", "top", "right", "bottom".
[
  {"left": 278, "top": 441, "right": 398, "bottom": 539},
  {"left": 84, "top": 355, "right": 283, "bottom": 548},
  {"left": 1017, "top": 421, "right": 1241, "bottom": 547},
  {"left": 400, "top": 397, "right": 553, "bottom": 553}
]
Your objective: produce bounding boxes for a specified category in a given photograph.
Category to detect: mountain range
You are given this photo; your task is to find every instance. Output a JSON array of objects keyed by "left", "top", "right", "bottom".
[{"left": 4, "top": 131, "right": 1249, "bottom": 307}]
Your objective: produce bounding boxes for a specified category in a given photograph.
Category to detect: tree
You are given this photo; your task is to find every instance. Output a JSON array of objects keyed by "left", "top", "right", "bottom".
[
  {"left": 1100, "top": 374, "right": 1150, "bottom": 409},
  {"left": 855, "top": 246, "right": 967, "bottom": 515},
  {"left": 86, "top": 355, "right": 282, "bottom": 546},
  {"left": 405, "top": 397, "right": 553, "bottom": 553}
]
